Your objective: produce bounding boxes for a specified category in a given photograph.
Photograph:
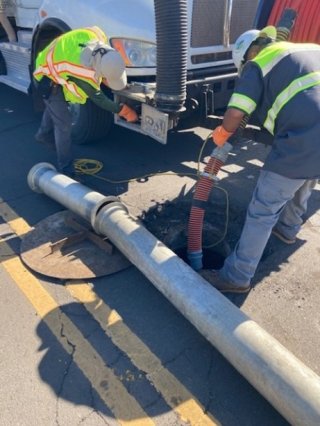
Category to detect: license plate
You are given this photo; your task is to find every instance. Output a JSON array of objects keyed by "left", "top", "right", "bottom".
[{"left": 141, "top": 104, "right": 169, "bottom": 145}]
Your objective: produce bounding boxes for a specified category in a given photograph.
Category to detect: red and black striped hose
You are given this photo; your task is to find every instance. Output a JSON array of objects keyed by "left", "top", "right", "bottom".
[{"left": 187, "top": 142, "right": 232, "bottom": 270}]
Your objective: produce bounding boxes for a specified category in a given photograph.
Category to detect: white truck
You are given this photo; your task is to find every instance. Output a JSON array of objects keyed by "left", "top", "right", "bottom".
[{"left": 0, "top": 0, "right": 270, "bottom": 145}]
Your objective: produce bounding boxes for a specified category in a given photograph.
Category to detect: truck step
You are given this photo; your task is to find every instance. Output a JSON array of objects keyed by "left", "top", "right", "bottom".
[
  {"left": 0, "top": 42, "right": 30, "bottom": 93},
  {"left": 0, "top": 74, "right": 29, "bottom": 93}
]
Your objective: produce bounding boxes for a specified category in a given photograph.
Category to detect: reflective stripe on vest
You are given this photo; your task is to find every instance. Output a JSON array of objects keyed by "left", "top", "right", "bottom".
[
  {"left": 34, "top": 62, "right": 97, "bottom": 84},
  {"left": 47, "top": 46, "right": 84, "bottom": 100},
  {"left": 228, "top": 93, "right": 257, "bottom": 115},
  {"left": 253, "top": 42, "right": 320, "bottom": 77},
  {"left": 34, "top": 27, "right": 107, "bottom": 103},
  {"left": 55, "top": 62, "right": 97, "bottom": 82},
  {"left": 264, "top": 71, "right": 320, "bottom": 134},
  {"left": 33, "top": 65, "right": 50, "bottom": 78}
]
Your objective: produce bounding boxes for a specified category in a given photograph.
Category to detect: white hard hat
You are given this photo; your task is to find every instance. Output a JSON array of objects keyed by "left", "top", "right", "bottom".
[
  {"left": 232, "top": 29, "right": 260, "bottom": 70},
  {"left": 232, "top": 26, "right": 277, "bottom": 70},
  {"left": 80, "top": 41, "right": 127, "bottom": 91},
  {"left": 99, "top": 48, "right": 127, "bottom": 91}
]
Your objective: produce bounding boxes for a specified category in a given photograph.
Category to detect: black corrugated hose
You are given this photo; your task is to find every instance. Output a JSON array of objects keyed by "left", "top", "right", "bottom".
[{"left": 154, "top": 0, "right": 188, "bottom": 112}]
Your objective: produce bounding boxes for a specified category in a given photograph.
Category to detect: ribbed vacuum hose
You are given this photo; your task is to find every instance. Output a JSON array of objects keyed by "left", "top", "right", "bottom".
[
  {"left": 154, "top": 0, "right": 188, "bottom": 112},
  {"left": 187, "top": 8, "right": 297, "bottom": 271},
  {"left": 187, "top": 144, "right": 232, "bottom": 270}
]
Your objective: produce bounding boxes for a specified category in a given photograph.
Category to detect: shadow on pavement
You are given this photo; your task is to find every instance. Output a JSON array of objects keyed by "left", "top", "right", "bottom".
[{"left": 36, "top": 294, "right": 289, "bottom": 426}]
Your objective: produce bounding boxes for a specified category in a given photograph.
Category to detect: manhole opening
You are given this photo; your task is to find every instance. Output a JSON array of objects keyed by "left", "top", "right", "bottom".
[{"left": 174, "top": 246, "right": 225, "bottom": 270}]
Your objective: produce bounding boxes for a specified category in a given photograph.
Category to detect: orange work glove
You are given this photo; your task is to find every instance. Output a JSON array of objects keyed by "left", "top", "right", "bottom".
[
  {"left": 212, "top": 125, "right": 233, "bottom": 147},
  {"left": 118, "top": 104, "right": 138, "bottom": 123}
]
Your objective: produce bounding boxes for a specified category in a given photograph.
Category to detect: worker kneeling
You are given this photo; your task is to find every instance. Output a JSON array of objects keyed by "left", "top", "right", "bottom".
[
  {"left": 33, "top": 26, "right": 138, "bottom": 174},
  {"left": 201, "top": 26, "right": 320, "bottom": 293}
]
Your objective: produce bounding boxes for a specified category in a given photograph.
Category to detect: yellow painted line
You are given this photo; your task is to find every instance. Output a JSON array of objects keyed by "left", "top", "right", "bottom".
[
  {"left": 0, "top": 200, "right": 31, "bottom": 236},
  {"left": 67, "top": 282, "right": 219, "bottom": 426},
  {"left": 1, "top": 201, "right": 219, "bottom": 425},
  {"left": 0, "top": 206, "right": 154, "bottom": 426}
]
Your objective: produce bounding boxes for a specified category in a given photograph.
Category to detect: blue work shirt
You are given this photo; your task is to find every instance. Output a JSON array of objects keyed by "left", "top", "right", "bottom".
[{"left": 229, "top": 42, "right": 320, "bottom": 179}]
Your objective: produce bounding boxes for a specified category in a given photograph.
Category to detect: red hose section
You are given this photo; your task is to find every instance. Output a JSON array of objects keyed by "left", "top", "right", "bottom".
[
  {"left": 268, "top": 0, "right": 320, "bottom": 43},
  {"left": 187, "top": 157, "right": 224, "bottom": 252},
  {"left": 188, "top": 207, "right": 206, "bottom": 251}
]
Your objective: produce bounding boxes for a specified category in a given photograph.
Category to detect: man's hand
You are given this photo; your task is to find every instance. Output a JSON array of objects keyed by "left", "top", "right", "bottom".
[
  {"left": 212, "top": 125, "right": 233, "bottom": 147},
  {"left": 118, "top": 104, "right": 138, "bottom": 123}
]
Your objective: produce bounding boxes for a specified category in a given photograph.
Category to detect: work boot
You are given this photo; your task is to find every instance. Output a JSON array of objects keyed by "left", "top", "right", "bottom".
[
  {"left": 199, "top": 269, "right": 251, "bottom": 294},
  {"left": 271, "top": 228, "right": 296, "bottom": 245},
  {"left": 35, "top": 131, "right": 55, "bottom": 150}
]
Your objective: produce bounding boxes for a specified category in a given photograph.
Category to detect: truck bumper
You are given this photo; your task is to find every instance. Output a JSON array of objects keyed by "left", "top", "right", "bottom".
[{"left": 113, "top": 68, "right": 238, "bottom": 143}]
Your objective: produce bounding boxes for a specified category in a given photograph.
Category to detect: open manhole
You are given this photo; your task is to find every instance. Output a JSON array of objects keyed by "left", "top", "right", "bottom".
[{"left": 141, "top": 198, "right": 231, "bottom": 268}]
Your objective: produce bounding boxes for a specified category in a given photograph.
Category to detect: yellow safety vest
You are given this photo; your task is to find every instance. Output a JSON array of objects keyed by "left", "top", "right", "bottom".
[{"left": 34, "top": 26, "right": 107, "bottom": 104}]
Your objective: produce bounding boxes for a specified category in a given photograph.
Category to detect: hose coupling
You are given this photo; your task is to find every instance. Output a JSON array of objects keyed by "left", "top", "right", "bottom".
[
  {"left": 199, "top": 171, "right": 220, "bottom": 181},
  {"left": 210, "top": 142, "right": 233, "bottom": 163},
  {"left": 187, "top": 250, "right": 203, "bottom": 271}
]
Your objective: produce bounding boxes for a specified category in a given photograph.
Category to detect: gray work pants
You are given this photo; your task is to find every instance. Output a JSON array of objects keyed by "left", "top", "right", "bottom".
[
  {"left": 37, "top": 86, "right": 73, "bottom": 171},
  {"left": 275, "top": 178, "right": 318, "bottom": 240},
  {"left": 220, "top": 171, "right": 317, "bottom": 285}
]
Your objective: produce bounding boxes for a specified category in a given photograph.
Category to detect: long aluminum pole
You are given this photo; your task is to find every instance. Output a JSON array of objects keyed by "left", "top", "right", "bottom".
[{"left": 28, "top": 163, "right": 320, "bottom": 425}]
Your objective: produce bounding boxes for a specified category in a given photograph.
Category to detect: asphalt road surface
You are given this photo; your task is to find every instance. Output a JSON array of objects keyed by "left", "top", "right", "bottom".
[{"left": 0, "top": 84, "right": 319, "bottom": 426}]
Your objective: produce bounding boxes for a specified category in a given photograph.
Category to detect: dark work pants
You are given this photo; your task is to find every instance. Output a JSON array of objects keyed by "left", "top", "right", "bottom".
[{"left": 37, "top": 86, "right": 73, "bottom": 171}]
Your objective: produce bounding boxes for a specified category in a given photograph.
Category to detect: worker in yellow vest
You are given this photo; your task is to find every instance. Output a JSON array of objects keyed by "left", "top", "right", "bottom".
[{"left": 33, "top": 26, "right": 137, "bottom": 174}]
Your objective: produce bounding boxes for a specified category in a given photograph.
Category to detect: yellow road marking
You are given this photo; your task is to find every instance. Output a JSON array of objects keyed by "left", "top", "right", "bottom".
[
  {"left": 1, "top": 200, "right": 219, "bottom": 425},
  {"left": 67, "top": 282, "right": 219, "bottom": 426},
  {"left": 0, "top": 201, "right": 31, "bottom": 236},
  {"left": 0, "top": 204, "right": 154, "bottom": 426}
]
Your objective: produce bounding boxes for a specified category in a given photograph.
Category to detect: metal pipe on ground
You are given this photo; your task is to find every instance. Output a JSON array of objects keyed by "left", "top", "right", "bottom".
[
  {"left": 27, "top": 163, "right": 118, "bottom": 227},
  {"left": 28, "top": 163, "right": 320, "bottom": 426}
]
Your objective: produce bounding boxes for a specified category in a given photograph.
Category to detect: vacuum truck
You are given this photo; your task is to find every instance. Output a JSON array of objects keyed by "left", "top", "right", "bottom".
[{"left": 0, "top": 0, "right": 317, "bottom": 145}]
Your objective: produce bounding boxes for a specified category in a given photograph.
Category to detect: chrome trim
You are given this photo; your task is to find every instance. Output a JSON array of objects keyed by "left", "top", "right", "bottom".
[
  {"left": 223, "top": 0, "right": 233, "bottom": 47},
  {"left": 186, "top": 72, "right": 237, "bottom": 86}
]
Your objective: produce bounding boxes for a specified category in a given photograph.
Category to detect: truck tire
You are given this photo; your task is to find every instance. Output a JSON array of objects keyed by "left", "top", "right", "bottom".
[{"left": 70, "top": 100, "right": 113, "bottom": 145}]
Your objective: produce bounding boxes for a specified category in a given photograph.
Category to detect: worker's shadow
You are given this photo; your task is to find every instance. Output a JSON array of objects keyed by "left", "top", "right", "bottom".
[
  {"left": 35, "top": 303, "right": 122, "bottom": 420},
  {"left": 35, "top": 290, "right": 288, "bottom": 426}
]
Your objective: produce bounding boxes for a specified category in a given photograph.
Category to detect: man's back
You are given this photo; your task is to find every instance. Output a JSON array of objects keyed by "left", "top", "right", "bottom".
[{"left": 236, "top": 41, "right": 320, "bottom": 179}]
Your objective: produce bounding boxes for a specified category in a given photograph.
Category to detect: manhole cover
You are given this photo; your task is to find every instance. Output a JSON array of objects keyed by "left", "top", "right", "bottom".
[{"left": 20, "top": 211, "right": 131, "bottom": 279}]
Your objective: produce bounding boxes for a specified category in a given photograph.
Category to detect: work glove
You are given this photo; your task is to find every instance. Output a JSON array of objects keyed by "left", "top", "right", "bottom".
[
  {"left": 212, "top": 125, "right": 233, "bottom": 147},
  {"left": 118, "top": 104, "right": 138, "bottom": 123}
]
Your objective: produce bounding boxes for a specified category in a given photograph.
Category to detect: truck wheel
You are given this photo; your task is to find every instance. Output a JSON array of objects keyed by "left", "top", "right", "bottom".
[{"left": 70, "top": 101, "right": 113, "bottom": 145}]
